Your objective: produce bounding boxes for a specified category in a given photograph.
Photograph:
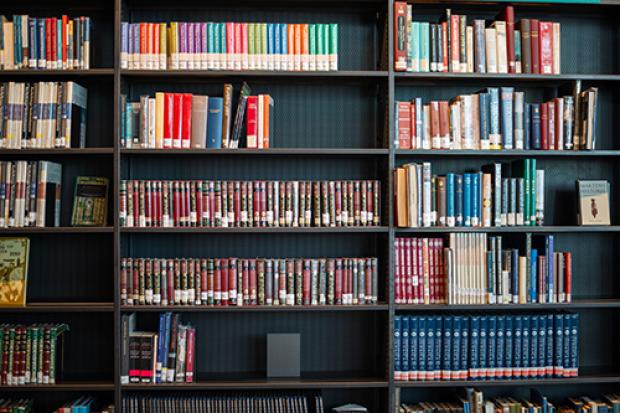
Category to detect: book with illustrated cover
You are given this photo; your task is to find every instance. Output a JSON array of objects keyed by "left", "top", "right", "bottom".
[
  {"left": 0, "top": 237, "right": 29, "bottom": 307},
  {"left": 577, "top": 180, "right": 610, "bottom": 226},
  {"left": 71, "top": 176, "right": 109, "bottom": 226}
]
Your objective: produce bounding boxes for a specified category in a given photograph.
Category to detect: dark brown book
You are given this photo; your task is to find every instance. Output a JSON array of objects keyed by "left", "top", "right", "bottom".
[{"left": 530, "top": 19, "right": 540, "bottom": 74}]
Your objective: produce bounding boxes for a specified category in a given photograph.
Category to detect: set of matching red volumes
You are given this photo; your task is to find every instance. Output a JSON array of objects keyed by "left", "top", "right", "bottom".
[
  {"left": 121, "top": 257, "right": 379, "bottom": 307},
  {"left": 119, "top": 180, "right": 381, "bottom": 228}
]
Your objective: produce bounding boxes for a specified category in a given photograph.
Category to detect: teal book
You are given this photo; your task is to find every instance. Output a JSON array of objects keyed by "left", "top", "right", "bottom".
[
  {"left": 420, "top": 22, "right": 430, "bottom": 72},
  {"left": 206, "top": 97, "right": 223, "bottom": 149}
]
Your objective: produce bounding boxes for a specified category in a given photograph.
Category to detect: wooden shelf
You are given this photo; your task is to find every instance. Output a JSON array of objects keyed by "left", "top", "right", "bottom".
[
  {"left": 0, "top": 302, "right": 114, "bottom": 312},
  {"left": 395, "top": 149, "right": 620, "bottom": 158},
  {"left": 121, "top": 148, "right": 389, "bottom": 156},
  {"left": 0, "top": 382, "right": 115, "bottom": 391},
  {"left": 0, "top": 69, "right": 114, "bottom": 77},
  {"left": 0, "top": 227, "right": 113, "bottom": 234},
  {"left": 121, "top": 226, "right": 388, "bottom": 234},
  {"left": 395, "top": 300, "right": 620, "bottom": 311},
  {"left": 122, "top": 304, "right": 388, "bottom": 312},
  {"left": 395, "top": 226, "right": 620, "bottom": 233},
  {"left": 122, "top": 378, "right": 388, "bottom": 390}
]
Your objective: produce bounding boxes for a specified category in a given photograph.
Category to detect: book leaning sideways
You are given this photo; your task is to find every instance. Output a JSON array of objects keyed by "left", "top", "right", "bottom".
[{"left": 0, "top": 237, "right": 30, "bottom": 307}]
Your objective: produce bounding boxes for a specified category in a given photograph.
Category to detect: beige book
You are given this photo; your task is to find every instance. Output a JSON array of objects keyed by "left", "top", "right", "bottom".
[
  {"left": 405, "top": 164, "right": 418, "bottom": 227},
  {"left": 577, "top": 180, "right": 610, "bottom": 225},
  {"left": 482, "top": 173, "right": 492, "bottom": 227},
  {"left": 466, "top": 26, "right": 474, "bottom": 73},
  {"left": 154, "top": 93, "right": 164, "bottom": 148},
  {"left": 221, "top": 84, "right": 233, "bottom": 149},
  {"left": 484, "top": 27, "right": 497, "bottom": 73},
  {"left": 493, "top": 21, "right": 508, "bottom": 73},
  {"left": 552, "top": 23, "right": 561, "bottom": 74},
  {"left": 190, "top": 95, "right": 208, "bottom": 148},
  {"left": 519, "top": 256, "right": 527, "bottom": 303},
  {"left": 3, "top": 22, "right": 14, "bottom": 70}
]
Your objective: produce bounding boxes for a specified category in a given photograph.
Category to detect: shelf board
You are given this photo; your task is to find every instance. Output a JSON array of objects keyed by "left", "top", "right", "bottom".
[
  {"left": 122, "top": 304, "right": 388, "bottom": 312},
  {"left": 0, "top": 382, "right": 115, "bottom": 391},
  {"left": 395, "top": 226, "right": 620, "bottom": 233},
  {"left": 395, "top": 149, "right": 620, "bottom": 158},
  {"left": 122, "top": 378, "right": 388, "bottom": 390},
  {"left": 0, "top": 69, "right": 114, "bottom": 77},
  {"left": 0, "top": 148, "right": 113, "bottom": 156},
  {"left": 121, "top": 69, "right": 387, "bottom": 79},
  {"left": 395, "top": 373, "right": 620, "bottom": 387},
  {"left": 0, "top": 302, "right": 114, "bottom": 312},
  {"left": 394, "top": 72, "right": 620, "bottom": 83},
  {"left": 0, "top": 227, "right": 113, "bottom": 234},
  {"left": 395, "top": 300, "right": 620, "bottom": 311},
  {"left": 121, "top": 148, "right": 389, "bottom": 156},
  {"left": 121, "top": 226, "right": 388, "bottom": 234}
]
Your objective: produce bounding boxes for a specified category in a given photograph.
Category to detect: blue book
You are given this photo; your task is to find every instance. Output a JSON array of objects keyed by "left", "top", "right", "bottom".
[
  {"left": 500, "top": 87, "right": 514, "bottom": 149},
  {"left": 479, "top": 92, "right": 489, "bottom": 146},
  {"left": 409, "top": 316, "right": 418, "bottom": 380},
  {"left": 469, "top": 316, "right": 480, "bottom": 379},
  {"left": 530, "top": 315, "right": 539, "bottom": 378},
  {"left": 487, "top": 87, "right": 501, "bottom": 148},
  {"left": 57, "top": 18, "right": 62, "bottom": 65},
  {"left": 471, "top": 173, "right": 480, "bottom": 226},
  {"left": 460, "top": 316, "right": 469, "bottom": 379},
  {"left": 38, "top": 18, "right": 46, "bottom": 68},
  {"left": 546, "top": 235, "right": 555, "bottom": 302},
  {"left": 207, "top": 23, "right": 214, "bottom": 57},
  {"left": 487, "top": 251, "right": 494, "bottom": 301},
  {"left": 206, "top": 97, "right": 224, "bottom": 148},
  {"left": 569, "top": 313, "right": 579, "bottom": 377},
  {"left": 220, "top": 23, "right": 227, "bottom": 57},
  {"left": 479, "top": 316, "right": 488, "bottom": 380},
  {"left": 504, "top": 316, "right": 513, "bottom": 379},
  {"left": 275, "top": 24, "right": 282, "bottom": 63},
  {"left": 442, "top": 316, "right": 452, "bottom": 379},
  {"left": 530, "top": 249, "right": 538, "bottom": 303},
  {"left": 418, "top": 316, "right": 427, "bottom": 379},
  {"left": 496, "top": 316, "right": 505, "bottom": 379},
  {"left": 281, "top": 24, "right": 287, "bottom": 63},
  {"left": 463, "top": 174, "right": 472, "bottom": 226},
  {"left": 487, "top": 316, "right": 496, "bottom": 378},
  {"left": 415, "top": 98, "right": 424, "bottom": 146},
  {"left": 156, "top": 313, "right": 167, "bottom": 383},
  {"left": 446, "top": 173, "right": 455, "bottom": 226},
  {"left": 521, "top": 315, "right": 531, "bottom": 378},
  {"left": 455, "top": 174, "right": 464, "bottom": 226},
  {"left": 553, "top": 314, "right": 563, "bottom": 378},
  {"left": 13, "top": 16, "right": 21, "bottom": 67},
  {"left": 452, "top": 316, "right": 462, "bottom": 380},
  {"left": 401, "top": 316, "right": 410, "bottom": 378},
  {"left": 531, "top": 390, "right": 550, "bottom": 413},
  {"left": 267, "top": 24, "right": 275, "bottom": 65},
  {"left": 433, "top": 316, "right": 442, "bottom": 379},
  {"left": 563, "top": 314, "right": 571, "bottom": 377},
  {"left": 426, "top": 316, "right": 436, "bottom": 380},
  {"left": 412, "top": 22, "right": 420, "bottom": 71},
  {"left": 161, "top": 312, "right": 172, "bottom": 379},
  {"left": 513, "top": 316, "right": 523, "bottom": 378},
  {"left": 394, "top": 315, "right": 402, "bottom": 379},
  {"left": 545, "top": 314, "right": 554, "bottom": 377},
  {"left": 29, "top": 18, "right": 37, "bottom": 68},
  {"left": 538, "top": 315, "right": 547, "bottom": 378},
  {"left": 511, "top": 249, "right": 519, "bottom": 302},
  {"left": 524, "top": 103, "right": 531, "bottom": 150},
  {"left": 531, "top": 104, "right": 542, "bottom": 149}
]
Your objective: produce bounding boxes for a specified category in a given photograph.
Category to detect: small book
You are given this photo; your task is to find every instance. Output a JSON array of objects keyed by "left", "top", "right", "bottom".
[
  {"left": 332, "top": 404, "right": 368, "bottom": 412},
  {"left": 0, "top": 237, "right": 29, "bottom": 307},
  {"left": 71, "top": 176, "right": 109, "bottom": 226},
  {"left": 577, "top": 180, "right": 610, "bottom": 225}
]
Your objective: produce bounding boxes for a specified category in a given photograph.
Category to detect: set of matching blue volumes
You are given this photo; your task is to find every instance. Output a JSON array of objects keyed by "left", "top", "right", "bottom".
[
  {"left": 53, "top": 397, "right": 114, "bottom": 413},
  {"left": 394, "top": 160, "right": 544, "bottom": 228},
  {"left": 0, "top": 15, "right": 91, "bottom": 70},
  {"left": 120, "top": 21, "right": 338, "bottom": 71},
  {"left": 394, "top": 313, "right": 579, "bottom": 382}
]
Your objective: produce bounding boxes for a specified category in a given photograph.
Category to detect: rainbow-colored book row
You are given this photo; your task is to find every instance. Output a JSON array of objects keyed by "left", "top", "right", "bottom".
[{"left": 120, "top": 22, "right": 339, "bottom": 71}]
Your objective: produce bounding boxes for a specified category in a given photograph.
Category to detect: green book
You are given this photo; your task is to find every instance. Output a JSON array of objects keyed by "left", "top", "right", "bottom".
[
  {"left": 412, "top": 21, "right": 420, "bottom": 71},
  {"left": 71, "top": 176, "right": 109, "bottom": 226},
  {"left": 220, "top": 23, "right": 227, "bottom": 67},
  {"left": 309, "top": 24, "right": 317, "bottom": 70},
  {"left": 261, "top": 23, "right": 268, "bottom": 68},
  {"left": 329, "top": 23, "right": 338, "bottom": 70},
  {"left": 317, "top": 23, "right": 325, "bottom": 69},
  {"left": 420, "top": 22, "right": 430, "bottom": 72},
  {"left": 247, "top": 23, "right": 255, "bottom": 68}
]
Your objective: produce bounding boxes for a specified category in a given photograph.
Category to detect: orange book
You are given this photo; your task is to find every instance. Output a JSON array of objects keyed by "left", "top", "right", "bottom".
[
  {"left": 394, "top": 168, "right": 408, "bottom": 227},
  {"left": 61, "top": 15, "right": 68, "bottom": 68},
  {"left": 293, "top": 24, "right": 301, "bottom": 71},
  {"left": 147, "top": 23, "right": 154, "bottom": 69},
  {"left": 287, "top": 24, "right": 295, "bottom": 71},
  {"left": 140, "top": 23, "right": 147, "bottom": 69},
  {"left": 153, "top": 23, "right": 160, "bottom": 69},
  {"left": 262, "top": 95, "right": 273, "bottom": 149},
  {"left": 301, "top": 24, "right": 309, "bottom": 71}
]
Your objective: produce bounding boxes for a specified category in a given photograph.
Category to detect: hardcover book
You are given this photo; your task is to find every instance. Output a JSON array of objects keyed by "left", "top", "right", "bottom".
[
  {"left": 0, "top": 237, "right": 29, "bottom": 307},
  {"left": 71, "top": 176, "right": 109, "bottom": 226},
  {"left": 577, "top": 180, "right": 610, "bottom": 226}
]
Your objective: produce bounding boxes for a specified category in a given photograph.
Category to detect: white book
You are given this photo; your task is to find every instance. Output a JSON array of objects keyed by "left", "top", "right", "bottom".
[
  {"left": 493, "top": 21, "right": 508, "bottom": 73},
  {"left": 484, "top": 28, "right": 497, "bottom": 73}
]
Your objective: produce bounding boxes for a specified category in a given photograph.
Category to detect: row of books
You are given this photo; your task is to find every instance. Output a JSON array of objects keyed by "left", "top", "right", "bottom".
[
  {"left": 121, "top": 84, "right": 274, "bottom": 150},
  {"left": 119, "top": 180, "right": 381, "bottom": 228},
  {"left": 0, "top": 15, "right": 91, "bottom": 70},
  {"left": 394, "top": 234, "right": 572, "bottom": 305},
  {"left": 0, "top": 323, "right": 68, "bottom": 386},
  {"left": 122, "top": 394, "right": 325, "bottom": 413},
  {"left": 399, "top": 390, "right": 620, "bottom": 413},
  {"left": 395, "top": 86, "right": 599, "bottom": 151},
  {"left": 394, "top": 4, "right": 560, "bottom": 75},
  {"left": 0, "top": 161, "right": 62, "bottom": 228},
  {"left": 394, "top": 160, "right": 543, "bottom": 228},
  {"left": 393, "top": 313, "right": 579, "bottom": 382},
  {"left": 0, "top": 399, "right": 31, "bottom": 412},
  {"left": 120, "top": 257, "right": 379, "bottom": 307},
  {"left": 121, "top": 313, "right": 194, "bottom": 384},
  {"left": 120, "top": 21, "right": 339, "bottom": 72},
  {"left": 0, "top": 81, "right": 88, "bottom": 149},
  {"left": 54, "top": 397, "right": 114, "bottom": 413}
]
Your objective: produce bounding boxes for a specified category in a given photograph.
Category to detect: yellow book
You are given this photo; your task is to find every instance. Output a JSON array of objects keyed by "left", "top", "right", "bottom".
[
  {"left": 159, "top": 23, "right": 167, "bottom": 70},
  {"left": 0, "top": 238, "right": 29, "bottom": 307},
  {"left": 155, "top": 92, "right": 164, "bottom": 148}
]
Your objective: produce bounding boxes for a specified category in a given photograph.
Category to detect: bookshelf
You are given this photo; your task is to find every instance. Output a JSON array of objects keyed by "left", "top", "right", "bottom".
[{"left": 1, "top": 0, "right": 619, "bottom": 411}]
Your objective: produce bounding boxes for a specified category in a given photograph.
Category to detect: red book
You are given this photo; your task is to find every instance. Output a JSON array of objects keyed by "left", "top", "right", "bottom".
[
  {"left": 441, "top": 22, "right": 448, "bottom": 72},
  {"left": 397, "top": 102, "right": 411, "bottom": 149},
  {"left": 173, "top": 182, "right": 180, "bottom": 226},
  {"left": 221, "top": 259, "right": 229, "bottom": 305},
  {"left": 133, "top": 182, "right": 140, "bottom": 227},
  {"left": 146, "top": 23, "right": 153, "bottom": 66},
  {"left": 450, "top": 15, "right": 460, "bottom": 72},
  {"left": 547, "top": 100, "right": 555, "bottom": 150},
  {"left": 416, "top": 238, "right": 424, "bottom": 305},
  {"left": 153, "top": 23, "right": 160, "bottom": 65},
  {"left": 438, "top": 101, "right": 450, "bottom": 148},
  {"left": 145, "top": 182, "right": 151, "bottom": 226},
  {"left": 302, "top": 259, "right": 311, "bottom": 305},
  {"left": 185, "top": 327, "right": 195, "bottom": 383},
  {"left": 184, "top": 182, "right": 191, "bottom": 226},
  {"left": 364, "top": 259, "right": 372, "bottom": 304},
  {"left": 133, "top": 261, "right": 140, "bottom": 302},
  {"left": 181, "top": 93, "right": 192, "bottom": 149},
  {"left": 405, "top": 238, "right": 413, "bottom": 304},
  {"left": 140, "top": 23, "right": 147, "bottom": 64},
  {"left": 564, "top": 252, "right": 572, "bottom": 303},
  {"left": 228, "top": 258, "right": 237, "bottom": 304},
  {"left": 501, "top": 6, "right": 516, "bottom": 73},
  {"left": 530, "top": 19, "right": 540, "bottom": 74},
  {"left": 246, "top": 96, "right": 258, "bottom": 148},
  {"left": 540, "top": 102, "right": 549, "bottom": 149},
  {"left": 45, "top": 18, "right": 52, "bottom": 67},
  {"left": 196, "top": 182, "right": 203, "bottom": 226},
  {"left": 61, "top": 16, "right": 68, "bottom": 67},
  {"left": 234, "top": 181, "right": 241, "bottom": 227},
  {"left": 393, "top": 2, "right": 408, "bottom": 71},
  {"left": 335, "top": 259, "right": 343, "bottom": 304},
  {"left": 172, "top": 93, "right": 183, "bottom": 148},
  {"left": 260, "top": 181, "right": 267, "bottom": 227},
  {"left": 200, "top": 259, "right": 208, "bottom": 304},
  {"left": 226, "top": 22, "right": 235, "bottom": 69},
  {"left": 214, "top": 259, "right": 221, "bottom": 304},
  {"left": 163, "top": 93, "right": 174, "bottom": 148},
  {"left": 234, "top": 23, "right": 242, "bottom": 69},
  {"left": 51, "top": 18, "right": 57, "bottom": 68},
  {"left": 394, "top": 239, "right": 401, "bottom": 303},
  {"left": 539, "top": 21, "right": 553, "bottom": 74},
  {"left": 241, "top": 23, "right": 248, "bottom": 63}
]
